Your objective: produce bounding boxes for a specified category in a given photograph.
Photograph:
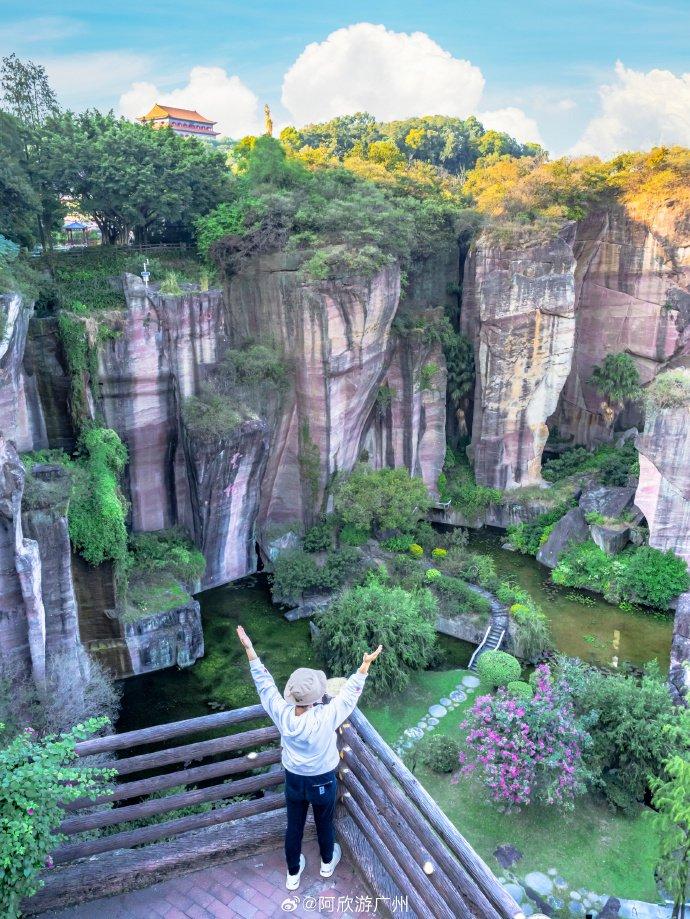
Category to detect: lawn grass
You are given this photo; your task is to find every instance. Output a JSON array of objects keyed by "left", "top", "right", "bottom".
[{"left": 363, "top": 669, "right": 659, "bottom": 902}]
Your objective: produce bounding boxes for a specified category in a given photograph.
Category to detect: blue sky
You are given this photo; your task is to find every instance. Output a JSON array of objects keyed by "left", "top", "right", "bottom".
[{"left": 2, "top": 1, "right": 689, "bottom": 155}]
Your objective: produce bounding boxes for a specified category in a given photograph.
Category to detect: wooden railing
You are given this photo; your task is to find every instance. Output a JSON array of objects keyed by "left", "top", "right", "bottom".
[
  {"left": 53, "top": 703, "right": 281, "bottom": 866},
  {"left": 337, "top": 710, "right": 523, "bottom": 919},
  {"left": 27, "top": 702, "right": 522, "bottom": 918}
]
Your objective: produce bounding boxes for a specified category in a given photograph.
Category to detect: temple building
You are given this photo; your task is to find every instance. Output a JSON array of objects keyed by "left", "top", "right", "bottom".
[{"left": 138, "top": 104, "right": 219, "bottom": 139}]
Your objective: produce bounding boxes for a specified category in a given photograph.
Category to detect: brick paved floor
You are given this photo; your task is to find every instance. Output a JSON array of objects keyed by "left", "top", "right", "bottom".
[{"left": 44, "top": 838, "right": 372, "bottom": 919}]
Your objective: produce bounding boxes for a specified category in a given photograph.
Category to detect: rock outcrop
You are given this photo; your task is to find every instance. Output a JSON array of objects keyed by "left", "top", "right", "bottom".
[
  {"left": 0, "top": 438, "right": 88, "bottom": 692},
  {"left": 635, "top": 397, "right": 690, "bottom": 566},
  {"left": 462, "top": 230, "right": 577, "bottom": 489},
  {"left": 226, "top": 254, "right": 446, "bottom": 531},
  {"left": 0, "top": 292, "right": 46, "bottom": 451},
  {"left": 670, "top": 593, "right": 690, "bottom": 705},
  {"left": 551, "top": 206, "right": 690, "bottom": 446},
  {"left": 123, "top": 601, "right": 204, "bottom": 675}
]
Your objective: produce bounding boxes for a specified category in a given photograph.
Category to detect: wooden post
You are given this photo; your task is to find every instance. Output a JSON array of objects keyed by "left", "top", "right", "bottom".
[
  {"left": 75, "top": 704, "right": 269, "bottom": 756},
  {"left": 66, "top": 748, "right": 282, "bottom": 810},
  {"left": 340, "top": 783, "right": 442, "bottom": 918},
  {"left": 114, "top": 725, "right": 279, "bottom": 776}
]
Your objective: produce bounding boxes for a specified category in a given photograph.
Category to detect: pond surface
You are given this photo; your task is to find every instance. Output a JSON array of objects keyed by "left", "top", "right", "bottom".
[
  {"left": 468, "top": 529, "right": 673, "bottom": 672},
  {"left": 118, "top": 573, "right": 473, "bottom": 733}
]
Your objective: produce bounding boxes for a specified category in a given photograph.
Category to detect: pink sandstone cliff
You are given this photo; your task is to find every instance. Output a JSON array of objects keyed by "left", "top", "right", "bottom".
[
  {"left": 550, "top": 206, "right": 690, "bottom": 445},
  {"left": 461, "top": 229, "right": 577, "bottom": 489}
]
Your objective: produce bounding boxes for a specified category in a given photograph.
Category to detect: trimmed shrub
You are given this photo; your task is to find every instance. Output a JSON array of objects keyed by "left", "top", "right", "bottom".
[
  {"left": 432, "top": 547, "right": 447, "bottom": 559},
  {"left": 409, "top": 543, "right": 424, "bottom": 558},
  {"left": 476, "top": 650, "right": 522, "bottom": 689},
  {"left": 506, "top": 680, "right": 534, "bottom": 700},
  {"left": 417, "top": 733, "right": 461, "bottom": 773},
  {"left": 425, "top": 567, "right": 442, "bottom": 583}
]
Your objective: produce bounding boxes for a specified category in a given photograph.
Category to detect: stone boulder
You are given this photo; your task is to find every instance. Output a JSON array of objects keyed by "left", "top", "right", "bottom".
[
  {"left": 590, "top": 522, "right": 631, "bottom": 555},
  {"left": 536, "top": 507, "right": 590, "bottom": 569},
  {"left": 579, "top": 485, "right": 635, "bottom": 519}
]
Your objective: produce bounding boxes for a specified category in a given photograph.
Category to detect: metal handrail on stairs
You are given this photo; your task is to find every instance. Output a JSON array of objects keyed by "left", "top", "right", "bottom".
[{"left": 469, "top": 627, "right": 506, "bottom": 671}]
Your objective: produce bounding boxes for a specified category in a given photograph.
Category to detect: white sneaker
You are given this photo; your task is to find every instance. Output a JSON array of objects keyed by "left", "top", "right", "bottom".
[
  {"left": 320, "top": 843, "right": 341, "bottom": 878},
  {"left": 286, "top": 853, "right": 305, "bottom": 890}
]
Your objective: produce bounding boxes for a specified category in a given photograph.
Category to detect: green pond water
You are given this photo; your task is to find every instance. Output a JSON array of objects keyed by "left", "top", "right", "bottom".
[
  {"left": 118, "top": 573, "right": 473, "bottom": 733},
  {"left": 467, "top": 529, "right": 673, "bottom": 672}
]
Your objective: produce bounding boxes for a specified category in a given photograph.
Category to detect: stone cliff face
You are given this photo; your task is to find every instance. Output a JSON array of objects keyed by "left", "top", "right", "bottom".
[
  {"left": 0, "top": 292, "right": 47, "bottom": 452},
  {"left": 225, "top": 254, "right": 446, "bottom": 533},
  {"left": 551, "top": 207, "right": 690, "bottom": 446},
  {"left": 0, "top": 438, "right": 88, "bottom": 693},
  {"left": 461, "top": 231, "right": 577, "bottom": 489},
  {"left": 462, "top": 205, "right": 690, "bottom": 484},
  {"left": 0, "top": 252, "right": 449, "bottom": 682},
  {"left": 635, "top": 398, "right": 690, "bottom": 566}
]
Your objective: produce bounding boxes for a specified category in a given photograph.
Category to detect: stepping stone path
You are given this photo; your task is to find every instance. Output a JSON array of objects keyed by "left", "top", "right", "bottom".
[
  {"left": 428, "top": 703, "right": 448, "bottom": 718},
  {"left": 392, "top": 670, "right": 479, "bottom": 756},
  {"left": 499, "top": 869, "right": 672, "bottom": 919},
  {"left": 524, "top": 871, "right": 554, "bottom": 897}
]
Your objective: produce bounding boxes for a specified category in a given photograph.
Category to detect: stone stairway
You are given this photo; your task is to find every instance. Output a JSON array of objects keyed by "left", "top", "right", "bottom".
[{"left": 469, "top": 622, "right": 506, "bottom": 670}]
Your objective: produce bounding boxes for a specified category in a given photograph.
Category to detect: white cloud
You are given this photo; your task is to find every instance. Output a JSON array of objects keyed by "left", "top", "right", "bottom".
[
  {"left": 572, "top": 61, "right": 690, "bottom": 157},
  {"left": 478, "top": 107, "right": 544, "bottom": 145},
  {"left": 118, "top": 66, "right": 262, "bottom": 138},
  {"left": 2, "top": 16, "right": 84, "bottom": 45},
  {"left": 44, "top": 51, "right": 150, "bottom": 112},
  {"left": 281, "top": 22, "right": 485, "bottom": 124}
]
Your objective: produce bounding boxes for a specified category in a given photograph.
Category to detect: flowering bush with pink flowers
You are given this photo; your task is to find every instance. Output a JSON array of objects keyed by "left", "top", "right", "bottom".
[{"left": 456, "top": 664, "right": 592, "bottom": 811}]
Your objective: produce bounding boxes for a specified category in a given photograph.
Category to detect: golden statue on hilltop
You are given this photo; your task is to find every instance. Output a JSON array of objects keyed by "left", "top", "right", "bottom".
[{"left": 264, "top": 104, "right": 273, "bottom": 136}]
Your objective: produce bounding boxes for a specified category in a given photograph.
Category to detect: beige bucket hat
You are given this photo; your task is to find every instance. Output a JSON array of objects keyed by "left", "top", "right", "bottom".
[{"left": 284, "top": 667, "right": 328, "bottom": 705}]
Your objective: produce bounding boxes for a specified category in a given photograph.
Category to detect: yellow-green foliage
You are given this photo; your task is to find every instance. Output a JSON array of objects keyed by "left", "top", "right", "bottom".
[{"left": 409, "top": 543, "right": 424, "bottom": 558}]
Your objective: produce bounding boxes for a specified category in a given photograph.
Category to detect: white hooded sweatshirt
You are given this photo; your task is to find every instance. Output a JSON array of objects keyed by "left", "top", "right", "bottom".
[{"left": 249, "top": 657, "right": 367, "bottom": 775}]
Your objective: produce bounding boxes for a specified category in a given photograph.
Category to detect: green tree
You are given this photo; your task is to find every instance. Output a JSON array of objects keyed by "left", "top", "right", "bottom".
[
  {"left": 589, "top": 352, "right": 641, "bottom": 422},
  {"left": 0, "top": 113, "right": 41, "bottom": 248},
  {"left": 334, "top": 466, "right": 431, "bottom": 535},
  {"left": 0, "top": 55, "right": 63, "bottom": 251},
  {"left": 49, "top": 111, "right": 231, "bottom": 244},
  {"left": 616, "top": 546, "right": 689, "bottom": 609},
  {"left": 0, "top": 718, "right": 113, "bottom": 919},
  {"left": 315, "top": 576, "right": 438, "bottom": 697},
  {"left": 0, "top": 53, "right": 58, "bottom": 128},
  {"left": 559, "top": 657, "right": 678, "bottom": 811},
  {"left": 651, "top": 710, "right": 690, "bottom": 917}
]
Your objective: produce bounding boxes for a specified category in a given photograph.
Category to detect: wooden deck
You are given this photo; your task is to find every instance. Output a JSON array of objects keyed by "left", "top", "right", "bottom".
[{"left": 42, "top": 837, "right": 367, "bottom": 919}]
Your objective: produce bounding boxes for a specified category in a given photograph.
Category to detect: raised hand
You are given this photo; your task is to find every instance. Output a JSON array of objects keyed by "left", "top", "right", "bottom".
[
  {"left": 236, "top": 625, "right": 253, "bottom": 650},
  {"left": 362, "top": 645, "right": 383, "bottom": 665},
  {"left": 358, "top": 644, "right": 383, "bottom": 674}
]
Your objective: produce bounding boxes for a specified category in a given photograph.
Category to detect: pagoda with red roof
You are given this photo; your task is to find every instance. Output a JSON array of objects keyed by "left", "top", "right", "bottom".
[{"left": 138, "top": 104, "right": 219, "bottom": 139}]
